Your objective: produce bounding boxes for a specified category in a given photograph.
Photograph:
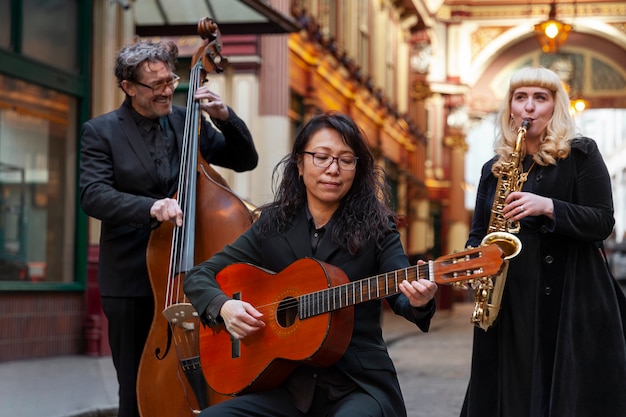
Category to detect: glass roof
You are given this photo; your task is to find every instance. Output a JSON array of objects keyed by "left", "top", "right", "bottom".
[{"left": 134, "top": 0, "right": 299, "bottom": 36}]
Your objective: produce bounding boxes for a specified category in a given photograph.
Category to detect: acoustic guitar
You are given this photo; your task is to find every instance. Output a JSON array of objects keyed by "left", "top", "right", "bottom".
[{"left": 199, "top": 244, "right": 505, "bottom": 396}]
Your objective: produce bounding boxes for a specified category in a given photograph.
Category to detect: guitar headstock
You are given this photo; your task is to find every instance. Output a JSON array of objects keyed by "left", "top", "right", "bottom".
[{"left": 432, "top": 245, "right": 506, "bottom": 285}]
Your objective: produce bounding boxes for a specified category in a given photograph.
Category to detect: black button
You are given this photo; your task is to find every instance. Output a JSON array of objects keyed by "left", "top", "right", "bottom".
[
  {"left": 544, "top": 255, "right": 554, "bottom": 264},
  {"left": 544, "top": 286, "right": 552, "bottom": 295},
  {"left": 536, "top": 174, "right": 543, "bottom": 181}
]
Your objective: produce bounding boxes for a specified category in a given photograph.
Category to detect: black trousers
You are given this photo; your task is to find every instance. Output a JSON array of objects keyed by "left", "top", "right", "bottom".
[
  {"left": 198, "top": 385, "right": 383, "bottom": 417},
  {"left": 101, "top": 296, "right": 154, "bottom": 417}
]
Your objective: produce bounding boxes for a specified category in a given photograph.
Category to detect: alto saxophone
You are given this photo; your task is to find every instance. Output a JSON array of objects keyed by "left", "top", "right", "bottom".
[{"left": 471, "top": 119, "right": 530, "bottom": 330}]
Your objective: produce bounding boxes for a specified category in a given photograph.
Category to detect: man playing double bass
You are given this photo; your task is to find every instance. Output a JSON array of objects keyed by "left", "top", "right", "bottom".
[{"left": 79, "top": 39, "right": 258, "bottom": 417}]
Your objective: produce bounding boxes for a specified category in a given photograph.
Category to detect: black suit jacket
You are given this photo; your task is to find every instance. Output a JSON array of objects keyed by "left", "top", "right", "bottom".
[
  {"left": 80, "top": 101, "right": 257, "bottom": 297},
  {"left": 184, "top": 208, "right": 435, "bottom": 416}
]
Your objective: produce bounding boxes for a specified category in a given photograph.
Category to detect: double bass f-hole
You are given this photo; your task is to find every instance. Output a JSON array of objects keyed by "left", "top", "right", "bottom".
[{"left": 137, "top": 17, "right": 254, "bottom": 417}]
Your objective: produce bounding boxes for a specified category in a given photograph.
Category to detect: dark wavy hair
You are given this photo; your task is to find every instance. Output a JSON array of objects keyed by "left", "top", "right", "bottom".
[
  {"left": 114, "top": 39, "right": 178, "bottom": 89},
  {"left": 255, "top": 111, "right": 395, "bottom": 254}
]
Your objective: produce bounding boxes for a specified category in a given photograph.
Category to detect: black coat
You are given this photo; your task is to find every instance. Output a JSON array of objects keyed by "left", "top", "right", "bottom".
[
  {"left": 462, "top": 137, "right": 626, "bottom": 417},
  {"left": 80, "top": 101, "right": 257, "bottom": 297},
  {"left": 184, "top": 207, "right": 436, "bottom": 417}
]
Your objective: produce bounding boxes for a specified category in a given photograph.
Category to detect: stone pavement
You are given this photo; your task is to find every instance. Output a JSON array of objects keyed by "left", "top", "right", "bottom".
[
  {"left": 0, "top": 302, "right": 476, "bottom": 417},
  {"left": 384, "top": 302, "right": 475, "bottom": 417},
  {"left": 0, "top": 354, "right": 118, "bottom": 417}
]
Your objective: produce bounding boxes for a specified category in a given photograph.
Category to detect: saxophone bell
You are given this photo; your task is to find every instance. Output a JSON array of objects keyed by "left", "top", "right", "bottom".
[{"left": 481, "top": 232, "right": 521, "bottom": 260}]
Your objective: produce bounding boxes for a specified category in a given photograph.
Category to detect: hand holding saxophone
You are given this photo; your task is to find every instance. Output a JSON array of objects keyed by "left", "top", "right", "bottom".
[{"left": 502, "top": 191, "right": 554, "bottom": 220}]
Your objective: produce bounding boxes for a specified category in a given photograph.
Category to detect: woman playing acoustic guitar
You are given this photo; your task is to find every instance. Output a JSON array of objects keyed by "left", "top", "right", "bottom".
[{"left": 184, "top": 111, "right": 438, "bottom": 416}]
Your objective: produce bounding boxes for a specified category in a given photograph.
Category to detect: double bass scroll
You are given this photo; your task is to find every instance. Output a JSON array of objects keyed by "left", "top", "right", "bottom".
[
  {"left": 137, "top": 18, "right": 255, "bottom": 417},
  {"left": 193, "top": 18, "right": 227, "bottom": 75}
]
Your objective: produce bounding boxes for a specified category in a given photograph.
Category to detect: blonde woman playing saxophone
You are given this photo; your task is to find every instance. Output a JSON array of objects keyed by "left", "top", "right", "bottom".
[{"left": 462, "top": 66, "right": 626, "bottom": 417}]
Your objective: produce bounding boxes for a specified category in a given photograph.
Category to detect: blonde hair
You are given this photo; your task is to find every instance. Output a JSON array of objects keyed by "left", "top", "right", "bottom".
[{"left": 492, "top": 66, "right": 577, "bottom": 175}]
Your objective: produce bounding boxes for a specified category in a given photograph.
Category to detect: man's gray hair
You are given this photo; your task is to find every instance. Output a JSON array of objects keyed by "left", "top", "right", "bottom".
[{"left": 114, "top": 39, "right": 178, "bottom": 88}]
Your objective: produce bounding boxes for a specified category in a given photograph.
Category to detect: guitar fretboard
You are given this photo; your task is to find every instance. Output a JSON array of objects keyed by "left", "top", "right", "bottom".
[{"left": 298, "top": 262, "right": 431, "bottom": 319}]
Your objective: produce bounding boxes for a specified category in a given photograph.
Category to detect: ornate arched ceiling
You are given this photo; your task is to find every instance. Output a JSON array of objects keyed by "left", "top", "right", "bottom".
[
  {"left": 469, "top": 31, "right": 626, "bottom": 116},
  {"left": 437, "top": 1, "right": 626, "bottom": 116}
]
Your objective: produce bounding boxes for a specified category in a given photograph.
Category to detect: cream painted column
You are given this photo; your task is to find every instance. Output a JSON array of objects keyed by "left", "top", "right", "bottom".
[
  {"left": 254, "top": 31, "right": 292, "bottom": 206},
  {"left": 243, "top": 0, "right": 294, "bottom": 206},
  {"left": 87, "top": 1, "right": 134, "bottom": 245},
  {"left": 397, "top": 174, "right": 408, "bottom": 249},
  {"left": 92, "top": 1, "right": 134, "bottom": 117},
  {"left": 444, "top": 131, "right": 469, "bottom": 253},
  {"left": 409, "top": 198, "right": 433, "bottom": 256},
  {"left": 208, "top": 71, "right": 260, "bottom": 205}
]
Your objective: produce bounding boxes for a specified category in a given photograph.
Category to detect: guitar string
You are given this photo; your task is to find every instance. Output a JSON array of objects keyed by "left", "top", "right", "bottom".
[
  {"left": 215, "top": 248, "right": 490, "bottom": 327},
  {"left": 229, "top": 263, "right": 428, "bottom": 322}
]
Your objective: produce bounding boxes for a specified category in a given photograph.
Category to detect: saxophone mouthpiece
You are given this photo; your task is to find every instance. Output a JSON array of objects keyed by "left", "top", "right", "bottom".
[{"left": 521, "top": 119, "right": 531, "bottom": 129}]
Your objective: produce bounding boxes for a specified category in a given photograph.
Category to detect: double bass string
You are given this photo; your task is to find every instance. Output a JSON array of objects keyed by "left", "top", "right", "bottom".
[
  {"left": 166, "top": 61, "right": 203, "bottom": 310},
  {"left": 164, "top": 62, "right": 205, "bottom": 361}
]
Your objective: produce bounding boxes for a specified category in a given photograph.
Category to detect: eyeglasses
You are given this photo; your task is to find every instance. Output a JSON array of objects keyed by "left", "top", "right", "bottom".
[
  {"left": 134, "top": 74, "right": 180, "bottom": 95},
  {"left": 301, "top": 151, "right": 358, "bottom": 171}
]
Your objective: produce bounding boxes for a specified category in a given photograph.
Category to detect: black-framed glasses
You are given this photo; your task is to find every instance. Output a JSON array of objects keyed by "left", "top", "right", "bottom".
[
  {"left": 134, "top": 74, "right": 180, "bottom": 95},
  {"left": 301, "top": 151, "right": 358, "bottom": 171}
]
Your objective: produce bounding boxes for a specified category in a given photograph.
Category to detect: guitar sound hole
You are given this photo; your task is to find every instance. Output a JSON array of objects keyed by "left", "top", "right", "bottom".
[{"left": 276, "top": 297, "right": 298, "bottom": 328}]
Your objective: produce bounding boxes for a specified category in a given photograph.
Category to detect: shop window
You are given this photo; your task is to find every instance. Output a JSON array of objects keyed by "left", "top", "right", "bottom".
[
  {"left": 0, "top": 1, "right": 9, "bottom": 49},
  {"left": 0, "top": 74, "right": 76, "bottom": 283},
  {"left": 22, "top": 0, "right": 78, "bottom": 72}
]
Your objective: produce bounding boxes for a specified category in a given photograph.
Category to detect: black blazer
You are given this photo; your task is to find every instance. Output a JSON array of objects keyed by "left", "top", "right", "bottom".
[
  {"left": 80, "top": 101, "right": 257, "bottom": 297},
  {"left": 184, "top": 208, "right": 435, "bottom": 416}
]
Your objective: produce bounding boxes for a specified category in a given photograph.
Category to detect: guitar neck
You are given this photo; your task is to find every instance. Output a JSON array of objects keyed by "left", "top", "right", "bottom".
[{"left": 299, "top": 263, "right": 427, "bottom": 319}]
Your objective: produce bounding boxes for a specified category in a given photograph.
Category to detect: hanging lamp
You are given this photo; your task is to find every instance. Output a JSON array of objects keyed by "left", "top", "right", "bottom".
[{"left": 534, "top": 2, "right": 572, "bottom": 53}]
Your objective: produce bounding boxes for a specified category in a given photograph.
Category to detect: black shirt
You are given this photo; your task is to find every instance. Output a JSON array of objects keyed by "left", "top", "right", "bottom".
[{"left": 126, "top": 100, "right": 179, "bottom": 191}]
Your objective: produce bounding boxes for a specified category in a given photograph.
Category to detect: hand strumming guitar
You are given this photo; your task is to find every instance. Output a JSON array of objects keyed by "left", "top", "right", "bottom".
[{"left": 220, "top": 299, "right": 265, "bottom": 340}]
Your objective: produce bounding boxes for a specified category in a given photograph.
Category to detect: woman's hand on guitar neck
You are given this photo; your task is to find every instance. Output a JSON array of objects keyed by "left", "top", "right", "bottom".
[
  {"left": 399, "top": 260, "right": 438, "bottom": 308},
  {"left": 220, "top": 299, "right": 266, "bottom": 339}
]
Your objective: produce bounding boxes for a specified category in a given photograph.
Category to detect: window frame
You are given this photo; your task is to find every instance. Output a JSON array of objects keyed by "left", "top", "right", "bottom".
[{"left": 0, "top": 0, "right": 92, "bottom": 291}]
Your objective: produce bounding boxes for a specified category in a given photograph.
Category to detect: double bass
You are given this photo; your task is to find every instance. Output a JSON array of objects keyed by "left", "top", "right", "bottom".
[{"left": 137, "top": 18, "right": 254, "bottom": 416}]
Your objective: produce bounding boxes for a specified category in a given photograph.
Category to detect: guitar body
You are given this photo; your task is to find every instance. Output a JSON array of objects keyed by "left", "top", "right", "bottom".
[
  {"left": 199, "top": 258, "right": 354, "bottom": 395},
  {"left": 198, "top": 244, "right": 506, "bottom": 397}
]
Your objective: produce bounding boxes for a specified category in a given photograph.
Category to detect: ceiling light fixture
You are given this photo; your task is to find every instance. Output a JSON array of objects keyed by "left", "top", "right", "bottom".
[{"left": 534, "top": 2, "right": 572, "bottom": 54}]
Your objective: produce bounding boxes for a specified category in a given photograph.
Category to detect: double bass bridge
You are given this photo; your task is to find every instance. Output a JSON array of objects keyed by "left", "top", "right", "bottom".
[{"left": 162, "top": 302, "right": 198, "bottom": 330}]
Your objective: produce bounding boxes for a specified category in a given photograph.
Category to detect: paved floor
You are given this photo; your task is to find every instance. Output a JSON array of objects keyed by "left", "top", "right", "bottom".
[
  {"left": 384, "top": 302, "right": 475, "bottom": 417},
  {"left": 0, "top": 302, "right": 476, "bottom": 417},
  {"left": 0, "top": 355, "right": 118, "bottom": 417}
]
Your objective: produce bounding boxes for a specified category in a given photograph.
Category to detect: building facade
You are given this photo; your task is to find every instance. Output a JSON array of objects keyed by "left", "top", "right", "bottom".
[{"left": 1, "top": 0, "right": 625, "bottom": 362}]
